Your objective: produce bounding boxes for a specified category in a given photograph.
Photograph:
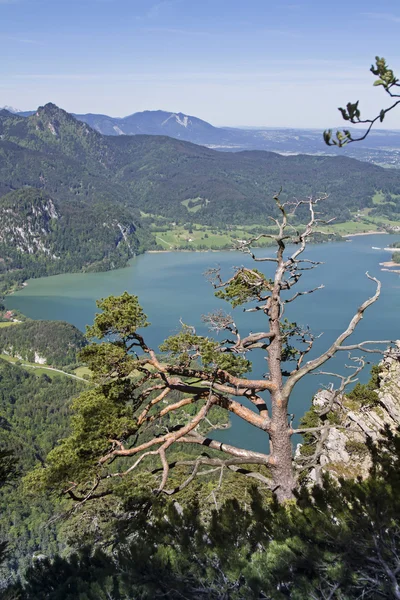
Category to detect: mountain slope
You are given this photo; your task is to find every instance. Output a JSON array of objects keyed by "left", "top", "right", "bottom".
[
  {"left": 107, "top": 135, "right": 398, "bottom": 223},
  {"left": 0, "top": 320, "right": 87, "bottom": 367},
  {"left": 0, "top": 104, "right": 116, "bottom": 173},
  {"left": 2, "top": 103, "right": 400, "bottom": 235},
  {"left": 0, "top": 186, "right": 145, "bottom": 297},
  {"left": 75, "top": 109, "right": 227, "bottom": 144},
  {"left": 10, "top": 106, "right": 400, "bottom": 165},
  {"left": 0, "top": 106, "right": 152, "bottom": 285},
  {"left": 0, "top": 358, "right": 84, "bottom": 573}
]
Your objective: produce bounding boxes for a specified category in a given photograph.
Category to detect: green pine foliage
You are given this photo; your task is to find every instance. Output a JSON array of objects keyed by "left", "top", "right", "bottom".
[
  {"left": 345, "top": 363, "right": 381, "bottom": 407},
  {"left": 6, "top": 429, "right": 400, "bottom": 599},
  {"left": 160, "top": 326, "right": 251, "bottom": 375}
]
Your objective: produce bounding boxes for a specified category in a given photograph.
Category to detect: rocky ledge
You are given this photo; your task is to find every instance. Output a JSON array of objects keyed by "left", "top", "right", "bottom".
[{"left": 297, "top": 343, "right": 400, "bottom": 482}]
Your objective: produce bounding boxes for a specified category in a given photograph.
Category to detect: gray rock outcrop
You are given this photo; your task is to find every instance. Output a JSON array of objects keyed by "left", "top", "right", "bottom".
[{"left": 297, "top": 344, "right": 400, "bottom": 482}]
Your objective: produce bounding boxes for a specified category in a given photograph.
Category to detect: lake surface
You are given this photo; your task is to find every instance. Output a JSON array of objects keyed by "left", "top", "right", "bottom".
[{"left": 6, "top": 234, "right": 400, "bottom": 454}]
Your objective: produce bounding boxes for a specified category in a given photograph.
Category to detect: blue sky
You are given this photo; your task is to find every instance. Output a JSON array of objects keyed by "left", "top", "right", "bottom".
[{"left": 2, "top": 0, "right": 400, "bottom": 127}]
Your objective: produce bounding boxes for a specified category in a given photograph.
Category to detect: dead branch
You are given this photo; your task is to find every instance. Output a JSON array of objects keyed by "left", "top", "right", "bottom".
[{"left": 283, "top": 273, "right": 383, "bottom": 402}]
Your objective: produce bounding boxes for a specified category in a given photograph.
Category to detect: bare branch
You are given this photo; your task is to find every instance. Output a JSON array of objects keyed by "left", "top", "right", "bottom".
[
  {"left": 285, "top": 284, "right": 325, "bottom": 304},
  {"left": 283, "top": 273, "right": 382, "bottom": 402}
]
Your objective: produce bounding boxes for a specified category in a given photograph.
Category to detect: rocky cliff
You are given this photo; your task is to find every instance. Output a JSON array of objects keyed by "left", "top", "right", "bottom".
[
  {"left": 297, "top": 345, "right": 400, "bottom": 482},
  {"left": 0, "top": 190, "right": 59, "bottom": 258}
]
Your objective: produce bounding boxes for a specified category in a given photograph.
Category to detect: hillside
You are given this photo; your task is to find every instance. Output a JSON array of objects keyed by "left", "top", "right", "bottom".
[
  {"left": 109, "top": 137, "right": 400, "bottom": 223},
  {"left": 11, "top": 107, "right": 400, "bottom": 167},
  {"left": 0, "top": 188, "right": 144, "bottom": 296},
  {"left": 0, "top": 106, "right": 155, "bottom": 293},
  {"left": 2, "top": 104, "right": 400, "bottom": 284},
  {"left": 0, "top": 320, "right": 87, "bottom": 368},
  {"left": 2, "top": 104, "right": 400, "bottom": 224},
  {"left": 0, "top": 358, "right": 84, "bottom": 574}
]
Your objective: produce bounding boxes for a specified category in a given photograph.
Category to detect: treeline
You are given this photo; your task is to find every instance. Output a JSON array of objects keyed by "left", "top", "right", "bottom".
[{"left": 0, "top": 321, "right": 87, "bottom": 368}]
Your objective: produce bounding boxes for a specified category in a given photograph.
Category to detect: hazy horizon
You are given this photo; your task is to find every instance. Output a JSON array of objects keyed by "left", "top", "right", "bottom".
[
  {"left": 4, "top": 103, "right": 400, "bottom": 133},
  {"left": 2, "top": 0, "right": 400, "bottom": 128}
]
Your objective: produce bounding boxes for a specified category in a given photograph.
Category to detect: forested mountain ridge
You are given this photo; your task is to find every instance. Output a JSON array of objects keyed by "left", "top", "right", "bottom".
[
  {"left": 111, "top": 139, "right": 398, "bottom": 223},
  {"left": 0, "top": 103, "right": 114, "bottom": 172},
  {"left": 9, "top": 106, "right": 400, "bottom": 168},
  {"left": 74, "top": 108, "right": 229, "bottom": 144},
  {"left": 1, "top": 102, "right": 400, "bottom": 294},
  {"left": 0, "top": 187, "right": 144, "bottom": 297},
  {"left": 2, "top": 103, "right": 400, "bottom": 228},
  {"left": 0, "top": 320, "right": 87, "bottom": 367},
  {"left": 0, "top": 106, "right": 154, "bottom": 293}
]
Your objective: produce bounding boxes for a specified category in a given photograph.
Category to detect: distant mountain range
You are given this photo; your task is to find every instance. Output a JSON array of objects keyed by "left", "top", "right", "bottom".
[
  {"left": 5, "top": 106, "right": 400, "bottom": 166},
  {"left": 1, "top": 102, "right": 400, "bottom": 291}
]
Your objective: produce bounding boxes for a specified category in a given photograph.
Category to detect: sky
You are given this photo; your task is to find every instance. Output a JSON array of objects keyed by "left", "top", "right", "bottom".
[{"left": 2, "top": 0, "right": 400, "bottom": 127}]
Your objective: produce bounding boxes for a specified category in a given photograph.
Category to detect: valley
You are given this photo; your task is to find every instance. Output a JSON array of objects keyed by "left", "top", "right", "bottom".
[{"left": 2, "top": 103, "right": 400, "bottom": 299}]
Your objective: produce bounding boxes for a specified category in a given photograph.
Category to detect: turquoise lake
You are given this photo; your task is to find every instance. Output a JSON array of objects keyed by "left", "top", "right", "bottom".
[{"left": 6, "top": 234, "right": 400, "bottom": 454}]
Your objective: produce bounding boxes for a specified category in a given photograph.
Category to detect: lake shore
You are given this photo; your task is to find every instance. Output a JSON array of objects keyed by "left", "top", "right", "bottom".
[
  {"left": 344, "top": 231, "right": 388, "bottom": 238},
  {"left": 380, "top": 261, "right": 399, "bottom": 268}
]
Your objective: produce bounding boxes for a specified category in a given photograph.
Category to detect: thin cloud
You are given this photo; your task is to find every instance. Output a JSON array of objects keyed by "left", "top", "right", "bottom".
[
  {"left": 0, "top": 35, "right": 43, "bottom": 44},
  {"left": 362, "top": 12, "right": 400, "bottom": 23},
  {"left": 140, "top": 26, "right": 303, "bottom": 39},
  {"left": 12, "top": 74, "right": 104, "bottom": 80}
]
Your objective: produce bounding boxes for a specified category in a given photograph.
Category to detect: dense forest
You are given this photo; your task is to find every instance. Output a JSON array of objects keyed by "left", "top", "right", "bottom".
[
  {"left": 0, "top": 321, "right": 87, "bottom": 368},
  {"left": 0, "top": 351, "right": 230, "bottom": 586},
  {"left": 1, "top": 356, "right": 399, "bottom": 599},
  {"left": 5, "top": 437, "right": 400, "bottom": 600},
  {"left": 0, "top": 186, "right": 150, "bottom": 298},
  {"left": 0, "top": 359, "right": 85, "bottom": 578}
]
